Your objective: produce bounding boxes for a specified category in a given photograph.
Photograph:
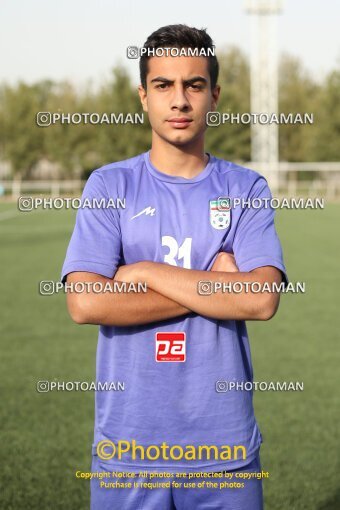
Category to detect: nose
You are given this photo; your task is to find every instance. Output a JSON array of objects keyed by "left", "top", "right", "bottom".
[{"left": 170, "top": 84, "right": 190, "bottom": 111}]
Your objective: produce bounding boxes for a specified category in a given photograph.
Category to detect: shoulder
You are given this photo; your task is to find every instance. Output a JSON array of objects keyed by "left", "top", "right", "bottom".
[
  {"left": 91, "top": 153, "right": 145, "bottom": 182},
  {"left": 83, "top": 153, "right": 146, "bottom": 196},
  {"left": 212, "top": 155, "right": 265, "bottom": 183},
  {"left": 211, "top": 155, "right": 270, "bottom": 195}
]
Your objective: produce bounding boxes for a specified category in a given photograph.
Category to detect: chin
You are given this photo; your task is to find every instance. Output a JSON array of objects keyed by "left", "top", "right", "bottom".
[
  {"left": 171, "top": 136, "right": 193, "bottom": 146},
  {"left": 161, "top": 131, "right": 201, "bottom": 147}
]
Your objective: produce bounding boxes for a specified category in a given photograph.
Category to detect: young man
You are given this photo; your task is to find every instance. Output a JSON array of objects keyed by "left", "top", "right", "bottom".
[{"left": 62, "top": 24, "right": 287, "bottom": 510}]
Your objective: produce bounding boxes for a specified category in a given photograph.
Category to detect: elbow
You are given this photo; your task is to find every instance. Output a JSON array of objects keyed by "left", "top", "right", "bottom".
[
  {"left": 67, "top": 295, "right": 94, "bottom": 324},
  {"left": 69, "top": 309, "right": 88, "bottom": 325},
  {"left": 257, "top": 294, "right": 280, "bottom": 321}
]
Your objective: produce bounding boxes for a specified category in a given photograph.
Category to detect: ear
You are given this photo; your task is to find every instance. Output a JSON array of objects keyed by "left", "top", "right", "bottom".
[
  {"left": 138, "top": 85, "right": 148, "bottom": 112},
  {"left": 211, "top": 84, "right": 221, "bottom": 111}
]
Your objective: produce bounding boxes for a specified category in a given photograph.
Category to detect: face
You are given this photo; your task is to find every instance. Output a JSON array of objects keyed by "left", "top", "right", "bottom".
[{"left": 138, "top": 55, "right": 220, "bottom": 148}]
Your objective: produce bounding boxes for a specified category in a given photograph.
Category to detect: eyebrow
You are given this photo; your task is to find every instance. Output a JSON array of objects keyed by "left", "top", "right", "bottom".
[{"left": 150, "top": 76, "right": 208, "bottom": 85}]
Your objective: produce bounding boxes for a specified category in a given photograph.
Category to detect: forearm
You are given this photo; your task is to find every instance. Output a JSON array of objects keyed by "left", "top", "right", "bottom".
[
  {"left": 66, "top": 272, "right": 191, "bottom": 326},
  {"left": 138, "top": 262, "right": 281, "bottom": 321}
]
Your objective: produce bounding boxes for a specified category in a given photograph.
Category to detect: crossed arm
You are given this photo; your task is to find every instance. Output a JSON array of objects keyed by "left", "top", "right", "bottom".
[{"left": 66, "top": 253, "right": 283, "bottom": 326}]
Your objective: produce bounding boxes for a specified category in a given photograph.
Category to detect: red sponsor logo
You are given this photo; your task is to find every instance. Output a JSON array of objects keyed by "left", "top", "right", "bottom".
[{"left": 155, "top": 332, "right": 186, "bottom": 362}]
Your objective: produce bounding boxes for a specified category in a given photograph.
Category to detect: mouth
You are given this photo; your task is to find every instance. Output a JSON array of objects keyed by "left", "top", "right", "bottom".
[{"left": 167, "top": 117, "right": 193, "bottom": 129}]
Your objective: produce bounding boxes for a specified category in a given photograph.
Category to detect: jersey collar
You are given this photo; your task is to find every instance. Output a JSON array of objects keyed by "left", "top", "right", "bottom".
[{"left": 144, "top": 150, "right": 215, "bottom": 184}]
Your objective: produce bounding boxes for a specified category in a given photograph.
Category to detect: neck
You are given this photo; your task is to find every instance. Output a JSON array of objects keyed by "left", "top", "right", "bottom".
[{"left": 149, "top": 133, "right": 209, "bottom": 179}]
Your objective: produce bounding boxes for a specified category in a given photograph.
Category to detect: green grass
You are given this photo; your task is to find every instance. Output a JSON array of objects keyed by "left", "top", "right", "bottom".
[{"left": 0, "top": 203, "right": 339, "bottom": 510}]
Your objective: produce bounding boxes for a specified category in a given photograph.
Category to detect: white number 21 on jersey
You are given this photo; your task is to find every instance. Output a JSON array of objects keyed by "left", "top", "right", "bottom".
[{"left": 162, "top": 236, "right": 192, "bottom": 269}]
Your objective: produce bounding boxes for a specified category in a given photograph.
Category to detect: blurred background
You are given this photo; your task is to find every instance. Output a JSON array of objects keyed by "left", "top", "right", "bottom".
[{"left": 0, "top": 1, "right": 339, "bottom": 509}]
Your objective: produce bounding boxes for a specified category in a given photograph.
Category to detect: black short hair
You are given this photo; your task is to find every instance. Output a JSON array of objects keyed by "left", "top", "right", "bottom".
[{"left": 139, "top": 24, "right": 219, "bottom": 90}]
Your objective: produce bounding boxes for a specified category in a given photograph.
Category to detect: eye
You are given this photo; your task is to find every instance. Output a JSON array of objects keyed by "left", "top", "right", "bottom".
[
  {"left": 187, "top": 84, "right": 203, "bottom": 90},
  {"left": 156, "top": 83, "right": 170, "bottom": 89}
]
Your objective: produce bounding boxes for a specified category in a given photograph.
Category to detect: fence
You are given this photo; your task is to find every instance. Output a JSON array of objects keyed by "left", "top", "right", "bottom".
[{"left": 1, "top": 163, "right": 340, "bottom": 201}]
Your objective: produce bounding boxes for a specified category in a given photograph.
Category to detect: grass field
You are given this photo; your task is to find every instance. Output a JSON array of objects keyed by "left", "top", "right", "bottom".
[{"left": 0, "top": 202, "right": 339, "bottom": 510}]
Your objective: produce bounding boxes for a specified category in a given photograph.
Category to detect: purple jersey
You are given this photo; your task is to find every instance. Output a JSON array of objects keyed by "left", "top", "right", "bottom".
[{"left": 61, "top": 151, "right": 287, "bottom": 473}]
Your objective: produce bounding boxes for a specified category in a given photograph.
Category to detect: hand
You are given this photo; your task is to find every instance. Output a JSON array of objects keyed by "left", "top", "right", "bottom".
[{"left": 211, "top": 252, "right": 239, "bottom": 273}]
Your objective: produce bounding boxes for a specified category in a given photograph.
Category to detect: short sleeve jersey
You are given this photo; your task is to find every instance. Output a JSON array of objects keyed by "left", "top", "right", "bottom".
[{"left": 61, "top": 151, "right": 288, "bottom": 473}]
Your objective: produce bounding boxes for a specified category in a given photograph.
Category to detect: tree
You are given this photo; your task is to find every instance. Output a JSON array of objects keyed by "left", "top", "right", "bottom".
[
  {"left": 206, "top": 46, "right": 251, "bottom": 162},
  {"left": 0, "top": 81, "right": 54, "bottom": 178},
  {"left": 309, "top": 67, "right": 340, "bottom": 161},
  {"left": 278, "top": 54, "right": 320, "bottom": 162}
]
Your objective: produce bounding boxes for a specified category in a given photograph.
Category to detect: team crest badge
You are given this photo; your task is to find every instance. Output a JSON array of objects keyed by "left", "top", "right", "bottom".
[{"left": 210, "top": 197, "right": 231, "bottom": 230}]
